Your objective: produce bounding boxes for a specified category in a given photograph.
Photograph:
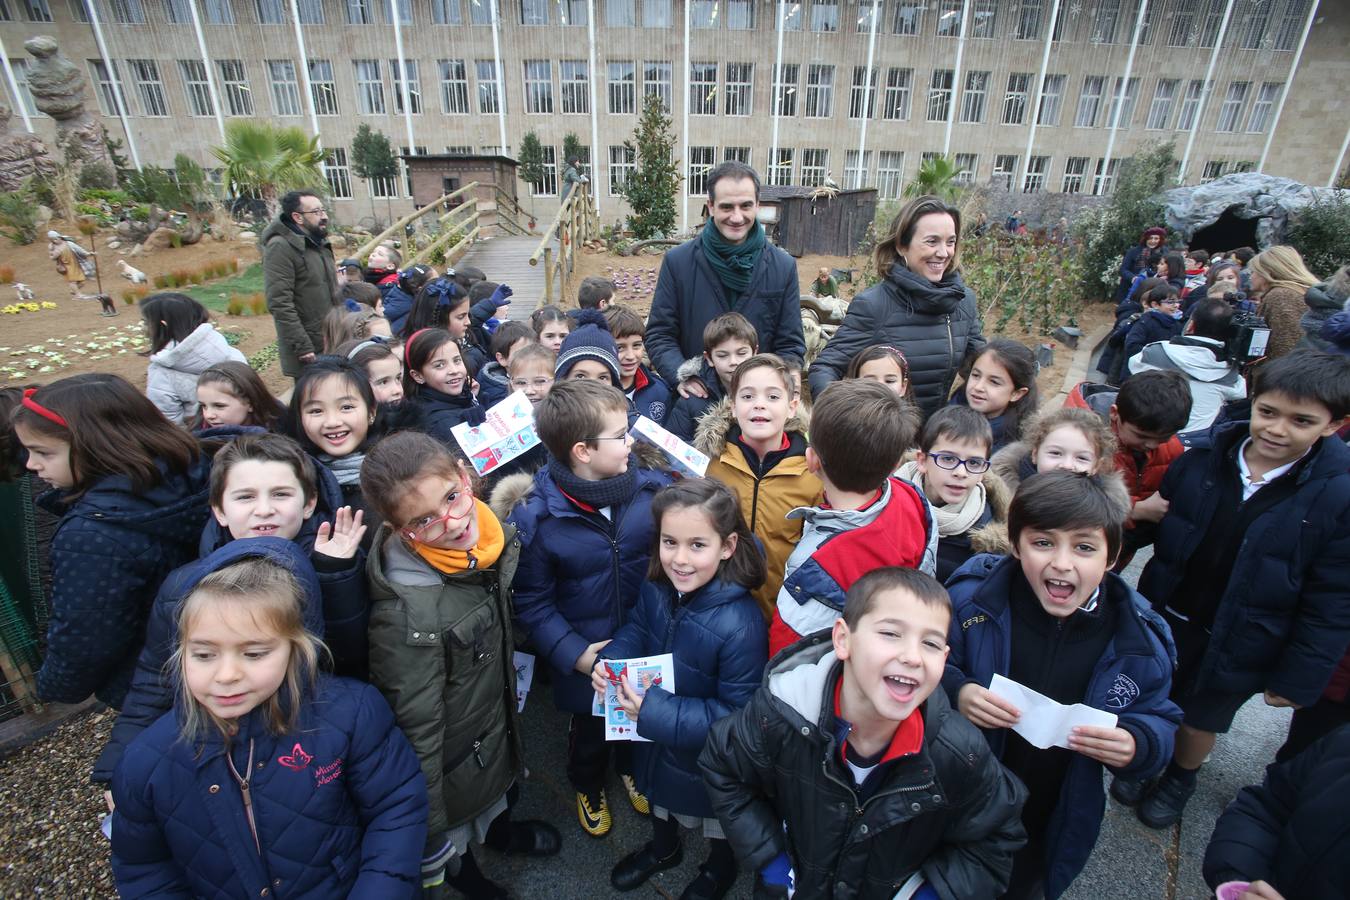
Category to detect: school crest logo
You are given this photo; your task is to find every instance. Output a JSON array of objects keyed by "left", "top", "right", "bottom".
[
  {"left": 1105, "top": 674, "right": 1140, "bottom": 710},
  {"left": 649, "top": 401, "right": 667, "bottom": 421}
]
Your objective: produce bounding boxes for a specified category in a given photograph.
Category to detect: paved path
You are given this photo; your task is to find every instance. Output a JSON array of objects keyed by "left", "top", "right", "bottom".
[{"left": 457, "top": 234, "right": 559, "bottom": 319}]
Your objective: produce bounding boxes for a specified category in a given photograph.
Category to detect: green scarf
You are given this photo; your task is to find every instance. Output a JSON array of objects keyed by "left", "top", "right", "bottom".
[{"left": 700, "top": 219, "right": 766, "bottom": 304}]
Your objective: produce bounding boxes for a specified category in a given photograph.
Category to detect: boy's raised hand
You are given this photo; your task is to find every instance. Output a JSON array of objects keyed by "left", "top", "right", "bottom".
[
  {"left": 1068, "top": 724, "right": 1136, "bottom": 767},
  {"left": 957, "top": 684, "right": 1020, "bottom": 730},
  {"left": 575, "top": 639, "right": 611, "bottom": 674},
  {"left": 1130, "top": 491, "right": 1169, "bottom": 524},
  {"left": 314, "top": 507, "right": 366, "bottom": 560},
  {"left": 677, "top": 377, "right": 709, "bottom": 399}
]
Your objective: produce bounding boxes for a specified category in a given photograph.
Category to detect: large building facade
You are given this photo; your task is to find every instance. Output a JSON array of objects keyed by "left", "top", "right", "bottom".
[{"left": 2, "top": 0, "right": 1347, "bottom": 228}]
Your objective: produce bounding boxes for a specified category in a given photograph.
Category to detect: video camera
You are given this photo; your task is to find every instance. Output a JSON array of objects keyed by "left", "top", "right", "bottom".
[{"left": 1225, "top": 310, "right": 1270, "bottom": 364}]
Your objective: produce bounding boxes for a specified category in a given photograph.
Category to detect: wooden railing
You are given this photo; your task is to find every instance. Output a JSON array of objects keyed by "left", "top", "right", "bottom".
[
  {"left": 528, "top": 183, "right": 599, "bottom": 304},
  {"left": 352, "top": 182, "right": 478, "bottom": 260},
  {"left": 493, "top": 187, "right": 530, "bottom": 236},
  {"left": 404, "top": 199, "right": 481, "bottom": 268}
]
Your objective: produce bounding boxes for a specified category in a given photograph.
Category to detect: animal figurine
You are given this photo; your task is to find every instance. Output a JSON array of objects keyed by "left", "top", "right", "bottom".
[
  {"left": 14, "top": 283, "right": 35, "bottom": 302},
  {"left": 117, "top": 259, "right": 147, "bottom": 284}
]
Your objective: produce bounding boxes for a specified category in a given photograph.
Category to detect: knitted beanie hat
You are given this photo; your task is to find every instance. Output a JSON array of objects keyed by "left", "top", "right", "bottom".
[{"left": 556, "top": 309, "right": 622, "bottom": 384}]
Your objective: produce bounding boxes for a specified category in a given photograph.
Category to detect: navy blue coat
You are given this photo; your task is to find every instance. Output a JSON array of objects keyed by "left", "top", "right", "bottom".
[
  {"left": 413, "top": 383, "right": 486, "bottom": 444},
  {"left": 476, "top": 360, "right": 511, "bottom": 409},
  {"left": 1321, "top": 309, "right": 1350, "bottom": 356},
  {"left": 380, "top": 281, "right": 415, "bottom": 336},
  {"left": 645, "top": 236, "right": 805, "bottom": 387},
  {"left": 1122, "top": 309, "right": 1183, "bottom": 364},
  {"left": 1117, "top": 245, "right": 1150, "bottom": 299},
  {"left": 1139, "top": 421, "right": 1350, "bottom": 707},
  {"left": 628, "top": 364, "right": 672, "bottom": 425},
  {"left": 600, "top": 577, "right": 768, "bottom": 818},
  {"left": 943, "top": 554, "right": 1181, "bottom": 900},
  {"left": 111, "top": 674, "right": 426, "bottom": 899},
  {"left": 663, "top": 360, "right": 725, "bottom": 443},
  {"left": 506, "top": 464, "right": 673, "bottom": 713},
  {"left": 36, "top": 456, "right": 212, "bottom": 708}
]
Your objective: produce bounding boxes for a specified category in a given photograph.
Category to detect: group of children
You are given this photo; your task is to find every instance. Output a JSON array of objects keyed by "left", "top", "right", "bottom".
[{"left": 5, "top": 243, "right": 1350, "bottom": 900}]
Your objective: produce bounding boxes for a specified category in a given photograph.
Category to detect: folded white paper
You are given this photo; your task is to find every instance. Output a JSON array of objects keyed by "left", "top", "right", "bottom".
[
  {"left": 450, "top": 391, "right": 540, "bottom": 476},
  {"left": 988, "top": 673, "right": 1118, "bottom": 750}
]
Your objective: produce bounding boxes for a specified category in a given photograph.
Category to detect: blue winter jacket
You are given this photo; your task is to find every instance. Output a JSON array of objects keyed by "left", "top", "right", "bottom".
[
  {"left": 943, "top": 554, "right": 1181, "bottom": 900},
  {"left": 111, "top": 674, "right": 427, "bottom": 899},
  {"left": 628, "top": 363, "right": 672, "bottom": 426},
  {"left": 506, "top": 463, "right": 673, "bottom": 713},
  {"left": 413, "top": 383, "right": 486, "bottom": 444},
  {"left": 600, "top": 577, "right": 768, "bottom": 818},
  {"left": 380, "top": 281, "right": 416, "bottom": 337},
  {"left": 1320, "top": 309, "right": 1350, "bottom": 356},
  {"left": 1122, "top": 309, "right": 1183, "bottom": 367},
  {"left": 36, "top": 456, "right": 212, "bottom": 708},
  {"left": 1138, "top": 421, "right": 1350, "bottom": 707},
  {"left": 663, "top": 360, "right": 725, "bottom": 443}
]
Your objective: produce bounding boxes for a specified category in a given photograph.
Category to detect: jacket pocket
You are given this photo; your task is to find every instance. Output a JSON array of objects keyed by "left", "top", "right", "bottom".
[
  {"left": 445, "top": 598, "right": 502, "bottom": 674},
  {"left": 330, "top": 850, "right": 351, "bottom": 881}
]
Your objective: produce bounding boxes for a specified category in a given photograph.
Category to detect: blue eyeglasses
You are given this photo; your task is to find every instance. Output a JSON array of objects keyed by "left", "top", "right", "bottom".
[{"left": 927, "top": 452, "right": 991, "bottom": 474}]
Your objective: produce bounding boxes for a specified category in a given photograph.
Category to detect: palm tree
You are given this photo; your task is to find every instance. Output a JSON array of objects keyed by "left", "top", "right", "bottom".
[
  {"left": 904, "top": 155, "right": 963, "bottom": 203},
  {"left": 211, "top": 121, "right": 326, "bottom": 221}
]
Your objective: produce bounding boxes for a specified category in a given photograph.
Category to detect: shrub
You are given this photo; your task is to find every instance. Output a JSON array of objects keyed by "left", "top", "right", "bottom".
[
  {"left": 961, "top": 234, "right": 1087, "bottom": 336},
  {"left": 0, "top": 189, "right": 40, "bottom": 245},
  {"left": 172, "top": 269, "right": 192, "bottom": 287},
  {"left": 170, "top": 232, "right": 183, "bottom": 249},
  {"left": 152, "top": 273, "right": 169, "bottom": 289},
  {"left": 0, "top": 265, "right": 14, "bottom": 283},
  {"left": 78, "top": 162, "right": 118, "bottom": 191},
  {"left": 129, "top": 204, "right": 151, "bottom": 222},
  {"left": 226, "top": 295, "right": 246, "bottom": 316},
  {"left": 122, "top": 290, "right": 138, "bottom": 305},
  {"left": 187, "top": 269, "right": 204, "bottom": 285},
  {"left": 249, "top": 293, "right": 267, "bottom": 315},
  {"left": 79, "top": 188, "right": 132, "bottom": 206},
  {"left": 229, "top": 258, "right": 240, "bottom": 273},
  {"left": 1286, "top": 194, "right": 1350, "bottom": 280}
]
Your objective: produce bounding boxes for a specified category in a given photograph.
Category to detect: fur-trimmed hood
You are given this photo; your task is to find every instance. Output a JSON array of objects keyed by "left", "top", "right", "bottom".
[
  {"left": 990, "top": 440, "right": 1036, "bottom": 495},
  {"left": 691, "top": 396, "right": 811, "bottom": 459},
  {"left": 969, "top": 467, "right": 1013, "bottom": 556}
]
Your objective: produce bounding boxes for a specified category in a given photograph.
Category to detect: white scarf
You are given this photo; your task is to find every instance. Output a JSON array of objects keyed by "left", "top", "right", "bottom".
[{"left": 896, "top": 459, "right": 987, "bottom": 537}]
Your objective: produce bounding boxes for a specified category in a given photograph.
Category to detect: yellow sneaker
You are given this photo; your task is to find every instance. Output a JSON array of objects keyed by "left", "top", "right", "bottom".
[
  {"left": 577, "top": 789, "right": 611, "bottom": 837},
  {"left": 621, "top": 774, "right": 650, "bottom": 815}
]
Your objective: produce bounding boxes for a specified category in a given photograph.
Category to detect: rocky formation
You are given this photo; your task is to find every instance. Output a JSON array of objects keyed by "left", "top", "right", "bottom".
[
  {"left": 23, "top": 35, "right": 112, "bottom": 169},
  {"left": 1163, "top": 173, "right": 1350, "bottom": 248},
  {"left": 0, "top": 101, "right": 56, "bottom": 191}
]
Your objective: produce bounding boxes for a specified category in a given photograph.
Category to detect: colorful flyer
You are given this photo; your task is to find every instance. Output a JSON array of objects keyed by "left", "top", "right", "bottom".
[
  {"left": 591, "top": 653, "right": 677, "bottom": 742},
  {"left": 630, "top": 415, "right": 709, "bottom": 477},
  {"left": 512, "top": 651, "right": 535, "bottom": 713},
  {"left": 450, "top": 391, "right": 540, "bottom": 476}
]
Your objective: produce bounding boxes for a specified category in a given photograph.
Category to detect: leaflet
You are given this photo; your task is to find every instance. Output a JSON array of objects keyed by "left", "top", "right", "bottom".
[
  {"left": 988, "top": 673, "right": 1118, "bottom": 750},
  {"left": 450, "top": 391, "right": 539, "bottom": 476},
  {"left": 630, "top": 415, "right": 709, "bottom": 477},
  {"left": 591, "top": 653, "right": 677, "bottom": 742}
]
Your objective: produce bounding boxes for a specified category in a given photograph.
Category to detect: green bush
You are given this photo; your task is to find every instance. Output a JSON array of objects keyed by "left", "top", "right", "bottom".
[
  {"left": 79, "top": 187, "right": 133, "bottom": 206},
  {"left": 1286, "top": 194, "right": 1350, "bottom": 280},
  {"left": 961, "top": 234, "right": 1087, "bottom": 336},
  {"left": 0, "top": 188, "right": 40, "bottom": 245},
  {"left": 78, "top": 162, "right": 118, "bottom": 190}
]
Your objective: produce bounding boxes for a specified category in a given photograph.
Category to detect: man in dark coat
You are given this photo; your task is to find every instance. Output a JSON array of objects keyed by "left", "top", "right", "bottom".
[
  {"left": 262, "top": 190, "right": 338, "bottom": 378},
  {"left": 645, "top": 161, "right": 805, "bottom": 396}
]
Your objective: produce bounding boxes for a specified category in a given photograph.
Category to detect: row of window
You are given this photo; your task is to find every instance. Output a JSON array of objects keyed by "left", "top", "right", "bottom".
[{"left": 6, "top": 0, "right": 1308, "bottom": 54}]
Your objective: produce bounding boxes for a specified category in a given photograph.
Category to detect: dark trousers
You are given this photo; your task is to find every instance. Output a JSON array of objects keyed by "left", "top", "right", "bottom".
[
  {"left": 1276, "top": 697, "right": 1350, "bottom": 763},
  {"left": 567, "top": 713, "right": 631, "bottom": 792}
]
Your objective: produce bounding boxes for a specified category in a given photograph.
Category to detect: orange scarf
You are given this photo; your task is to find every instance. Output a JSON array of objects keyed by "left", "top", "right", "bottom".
[{"left": 411, "top": 499, "right": 505, "bottom": 574}]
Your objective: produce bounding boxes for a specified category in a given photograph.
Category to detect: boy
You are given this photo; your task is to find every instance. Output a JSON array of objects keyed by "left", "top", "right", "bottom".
[
  {"left": 1128, "top": 297, "right": 1245, "bottom": 438},
  {"left": 810, "top": 266, "right": 838, "bottom": 298},
  {"left": 665, "top": 312, "right": 758, "bottom": 442},
  {"left": 700, "top": 567, "right": 1027, "bottom": 899},
  {"left": 604, "top": 304, "right": 670, "bottom": 424},
  {"left": 1117, "top": 350, "right": 1350, "bottom": 829},
  {"left": 943, "top": 472, "right": 1181, "bottom": 900},
  {"left": 577, "top": 275, "right": 616, "bottom": 311},
  {"left": 769, "top": 379, "right": 936, "bottom": 655},
  {"left": 1122, "top": 282, "right": 1184, "bottom": 367},
  {"left": 477, "top": 320, "right": 536, "bottom": 408},
  {"left": 502, "top": 380, "right": 673, "bottom": 838}
]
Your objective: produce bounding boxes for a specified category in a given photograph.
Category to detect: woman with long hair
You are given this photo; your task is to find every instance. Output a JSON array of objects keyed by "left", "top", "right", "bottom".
[{"left": 1248, "top": 246, "right": 1320, "bottom": 359}]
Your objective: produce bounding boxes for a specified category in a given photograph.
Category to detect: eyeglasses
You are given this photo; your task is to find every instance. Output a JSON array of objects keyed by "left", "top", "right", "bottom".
[
  {"left": 300, "top": 207, "right": 327, "bottom": 217},
  {"left": 927, "top": 452, "right": 991, "bottom": 474},
  {"left": 401, "top": 479, "right": 474, "bottom": 543},
  {"left": 511, "top": 376, "right": 555, "bottom": 390},
  {"left": 587, "top": 432, "right": 633, "bottom": 444}
]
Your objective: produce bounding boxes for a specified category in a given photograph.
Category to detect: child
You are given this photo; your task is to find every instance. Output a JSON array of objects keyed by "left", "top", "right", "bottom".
[
  {"left": 1101, "top": 268, "right": 1161, "bottom": 383},
  {"left": 695, "top": 354, "right": 821, "bottom": 620},
  {"left": 555, "top": 309, "right": 623, "bottom": 386},
  {"left": 404, "top": 327, "right": 486, "bottom": 443},
  {"left": 943, "top": 472, "right": 1180, "bottom": 900},
  {"left": 531, "top": 305, "right": 571, "bottom": 353},
  {"left": 769, "top": 380, "right": 936, "bottom": 655},
  {"left": 362, "top": 431, "right": 562, "bottom": 895},
  {"left": 1128, "top": 297, "right": 1246, "bottom": 438},
  {"left": 110, "top": 551, "right": 427, "bottom": 898},
  {"left": 992, "top": 406, "right": 1119, "bottom": 493},
  {"left": 321, "top": 306, "right": 393, "bottom": 352},
  {"left": 898, "top": 406, "right": 1011, "bottom": 583},
  {"left": 498, "top": 380, "right": 673, "bottom": 838},
  {"left": 593, "top": 478, "right": 768, "bottom": 898},
  {"left": 466, "top": 280, "right": 514, "bottom": 340},
  {"left": 508, "top": 341, "right": 557, "bottom": 408},
  {"left": 577, "top": 275, "right": 616, "bottom": 310},
  {"left": 142, "top": 293, "right": 246, "bottom": 424},
  {"left": 700, "top": 567, "right": 1028, "bottom": 899},
  {"left": 193, "top": 360, "right": 285, "bottom": 431},
  {"left": 810, "top": 266, "right": 838, "bottom": 297},
  {"left": 665, "top": 312, "right": 758, "bottom": 442},
  {"left": 404, "top": 277, "right": 488, "bottom": 374},
  {"left": 604, "top": 303, "right": 671, "bottom": 424},
  {"left": 342, "top": 338, "right": 406, "bottom": 405},
  {"left": 478, "top": 320, "right": 536, "bottom": 408},
  {"left": 13, "top": 374, "right": 211, "bottom": 709},
  {"left": 846, "top": 344, "right": 910, "bottom": 398},
  {"left": 1122, "top": 280, "right": 1184, "bottom": 366},
  {"left": 951, "top": 338, "right": 1039, "bottom": 453},
  {"left": 1118, "top": 350, "right": 1350, "bottom": 830}
]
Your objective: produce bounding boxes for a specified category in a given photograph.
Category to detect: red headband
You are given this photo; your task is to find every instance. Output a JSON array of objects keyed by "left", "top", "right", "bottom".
[
  {"left": 405, "top": 328, "right": 431, "bottom": 350},
  {"left": 22, "top": 388, "right": 69, "bottom": 429}
]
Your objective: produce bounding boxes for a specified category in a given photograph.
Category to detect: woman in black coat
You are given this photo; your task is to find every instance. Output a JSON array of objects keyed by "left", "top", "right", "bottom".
[{"left": 1118, "top": 226, "right": 1167, "bottom": 301}]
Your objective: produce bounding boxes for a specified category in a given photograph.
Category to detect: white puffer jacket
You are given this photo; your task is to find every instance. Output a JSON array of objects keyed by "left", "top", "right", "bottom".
[{"left": 146, "top": 323, "right": 246, "bottom": 423}]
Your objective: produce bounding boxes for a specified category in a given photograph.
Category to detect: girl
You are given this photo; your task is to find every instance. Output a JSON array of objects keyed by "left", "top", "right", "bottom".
[
  {"left": 508, "top": 342, "right": 557, "bottom": 408},
  {"left": 12, "top": 374, "right": 211, "bottom": 709},
  {"left": 952, "top": 338, "right": 1039, "bottom": 452},
  {"left": 846, "top": 343, "right": 911, "bottom": 398},
  {"left": 142, "top": 293, "right": 246, "bottom": 424},
  {"left": 110, "top": 551, "right": 426, "bottom": 898},
  {"left": 193, "top": 360, "right": 285, "bottom": 431},
  {"left": 593, "top": 478, "right": 768, "bottom": 900},
  {"left": 404, "top": 328, "right": 486, "bottom": 444},
  {"left": 321, "top": 307, "right": 393, "bottom": 353},
  {"left": 991, "top": 406, "right": 1118, "bottom": 493},
  {"left": 531, "top": 305, "right": 571, "bottom": 353},
  {"left": 363, "top": 431, "right": 561, "bottom": 897},
  {"left": 404, "top": 277, "right": 488, "bottom": 374},
  {"left": 340, "top": 338, "right": 405, "bottom": 405}
]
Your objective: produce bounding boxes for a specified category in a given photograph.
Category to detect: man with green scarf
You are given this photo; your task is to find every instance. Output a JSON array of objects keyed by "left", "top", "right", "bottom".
[{"left": 646, "top": 162, "right": 805, "bottom": 396}]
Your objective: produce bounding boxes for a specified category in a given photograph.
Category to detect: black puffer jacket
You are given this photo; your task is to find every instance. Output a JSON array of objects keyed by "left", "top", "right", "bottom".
[
  {"left": 809, "top": 263, "right": 985, "bottom": 417},
  {"left": 700, "top": 632, "right": 1026, "bottom": 900},
  {"left": 1299, "top": 279, "right": 1349, "bottom": 351}
]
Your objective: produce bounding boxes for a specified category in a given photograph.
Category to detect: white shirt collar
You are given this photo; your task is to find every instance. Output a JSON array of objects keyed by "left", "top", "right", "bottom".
[{"left": 1236, "top": 438, "right": 1307, "bottom": 500}]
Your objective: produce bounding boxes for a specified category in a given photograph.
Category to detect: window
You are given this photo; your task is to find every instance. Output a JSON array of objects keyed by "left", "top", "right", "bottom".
[
  {"left": 264, "top": 60, "right": 301, "bottom": 117},
  {"left": 345, "top": 0, "right": 374, "bottom": 24},
  {"left": 1075, "top": 75, "right": 1104, "bottom": 127},
  {"left": 773, "top": 63, "right": 798, "bottom": 117},
  {"left": 536, "top": 145, "right": 558, "bottom": 195},
  {"left": 1216, "top": 81, "right": 1248, "bottom": 132},
  {"left": 1146, "top": 78, "right": 1177, "bottom": 130},
  {"left": 325, "top": 147, "right": 352, "bottom": 199},
  {"left": 850, "top": 67, "right": 878, "bottom": 120},
  {"left": 935, "top": 0, "right": 960, "bottom": 36},
  {"left": 954, "top": 153, "right": 977, "bottom": 185},
  {"left": 523, "top": 60, "right": 552, "bottom": 113},
  {"left": 1022, "top": 155, "right": 1049, "bottom": 193},
  {"left": 877, "top": 150, "right": 904, "bottom": 199},
  {"left": 256, "top": 0, "right": 284, "bottom": 22},
  {"left": 1275, "top": 0, "right": 1309, "bottom": 51},
  {"left": 370, "top": 168, "right": 399, "bottom": 199},
  {"left": 446, "top": 144, "right": 473, "bottom": 154},
  {"left": 643, "top": 61, "right": 672, "bottom": 111},
  {"left": 725, "top": 63, "right": 752, "bottom": 116},
  {"left": 1093, "top": 0, "right": 1120, "bottom": 42},
  {"left": 1014, "top": 0, "right": 1042, "bottom": 40},
  {"left": 87, "top": 60, "right": 124, "bottom": 117},
  {"left": 217, "top": 60, "right": 253, "bottom": 116},
  {"left": 469, "top": 0, "right": 492, "bottom": 23},
  {"left": 21, "top": 0, "right": 51, "bottom": 20},
  {"left": 439, "top": 59, "right": 470, "bottom": 114},
  {"left": 606, "top": 0, "right": 634, "bottom": 26},
  {"left": 1037, "top": 74, "right": 1065, "bottom": 126},
  {"left": 202, "top": 0, "right": 233, "bottom": 23},
  {"left": 1237, "top": 3, "right": 1269, "bottom": 50},
  {"left": 390, "top": 59, "right": 422, "bottom": 114},
  {"left": 892, "top": 1, "right": 921, "bottom": 34},
  {"left": 691, "top": 0, "right": 715, "bottom": 28},
  {"left": 1130, "top": 2, "right": 1155, "bottom": 44},
  {"left": 7, "top": 60, "right": 38, "bottom": 117},
  {"left": 476, "top": 60, "right": 502, "bottom": 113},
  {"left": 1167, "top": 0, "right": 1194, "bottom": 46},
  {"left": 768, "top": 148, "right": 794, "bottom": 187},
  {"left": 432, "top": 0, "right": 462, "bottom": 22},
  {"left": 354, "top": 60, "right": 385, "bottom": 115},
  {"left": 777, "top": 0, "right": 801, "bottom": 29},
  {"left": 297, "top": 0, "right": 322, "bottom": 22},
  {"left": 559, "top": 0, "right": 585, "bottom": 24},
  {"left": 801, "top": 148, "right": 828, "bottom": 186},
  {"left": 1201, "top": 160, "right": 1227, "bottom": 182},
  {"left": 855, "top": 0, "right": 879, "bottom": 32},
  {"left": 805, "top": 65, "right": 833, "bottom": 118},
  {"left": 309, "top": 59, "right": 339, "bottom": 115},
  {"left": 129, "top": 59, "right": 167, "bottom": 117},
  {"left": 180, "top": 60, "right": 214, "bottom": 117},
  {"left": 1233, "top": 160, "right": 1256, "bottom": 173},
  {"left": 926, "top": 69, "right": 953, "bottom": 122},
  {"left": 726, "top": 0, "right": 753, "bottom": 29},
  {"left": 810, "top": 0, "right": 837, "bottom": 32},
  {"left": 162, "top": 0, "right": 190, "bottom": 22},
  {"left": 1061, "top": 156, "right": 1088, "bottom": 192},
  {"left": 689, "top": 62, "right": 717, "bottom": 116},
  {"left": 641, "top": 0, "right": 669, "bottom": 27},
  {"left": 883, "top": 67, "right": 911, "bottom": 120},
  {"left": 561, "top": 61, "right": 589, "bottom": 114},
  {"left": 608, "top": 144, "right": 634, "bottom": 196},
  {"left": 970, "top": 0, "right": 996, "bottom": 37},
  {"left": 1105, "top": 76, "right": 1139, "bottom": 128},
  {"left": 109, "top": 0, "right": 145, "bottom": 23},
  {"left": 605, "top": 61, "right": 636, "bottom": 114},
  {"left": 688, "top": 146, "right": 715, "bottom": 195},
  {"left": 992, "top": 154, "right": 1018, "bottom": 191},
  {"left": 1002, "top": 73, "right": 1031, "bottom": 125},
  {"left": 1246, "top": 82, "right": 1280, "bottom": 133},
  {"left": 1196, "top": 0, "right": 1223, "bottom": 46},
  {"left": 520, "top": 0, "right": 547, "bottom": 24},
  {"left": 1093, "top": 157, "right": 1120, "bottom": 193},
  {"left": 1177, "top": 78, "right": 1206, "bottom": 130},
  {"left": 843, "top": 149, "right": 872, "bottom": 188}
]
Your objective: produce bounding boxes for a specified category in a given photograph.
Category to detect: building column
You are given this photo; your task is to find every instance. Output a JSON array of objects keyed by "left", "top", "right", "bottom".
[
  {"left": 1097, "top": 0, "right": 1149, "bottom": 195},
  {"left": 680, "top": 0, "right": 691, "bottom": 232},
  {"left": 1177, "top": 0, "right": 1238, "bottom": 184},
  {"left": 769, "top": 0, "right": 786, "bottom": 186},
  {"left": 490, "top": 0, "right": 507, "bottom": 152},
  {"left": 941, "top": 0, "right": 970, "bottom": 157},
  {"left": 586, "top": 0, "right": 600, "bottom": 214},
  {"left": 1258, "top": 0, "right": 1319, "bottom": 174},
  {"left": 854, "top": 0, "right": 879, "bottom": 189},
  {"left": 84, "top": 0, "right": 141, "bottom": 170},
  {"left": 1021, "top": 0, "right": 1062, "bottom": 194},
  {"left": 0, "top": 38, "right": 33, "bottom": 133},
  {"left": 389, "top": 0, "right": 417, "bottom": 158},
  {"left": 185, "top": 0, "right": 226, "bottom": 142},
  {"left": 287, "top": 0, "right": 324, "bottom": 173}
]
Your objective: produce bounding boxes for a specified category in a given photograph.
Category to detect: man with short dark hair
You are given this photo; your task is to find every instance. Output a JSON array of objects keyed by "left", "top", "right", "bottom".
[
  {"left": 645, "top": 161, "right": 804, "bottom": 397},
  {"left": 262, "top": 189, "right": 338, "bottom": 378},
  {"left": 1128, "top": 298, "right": 1246, "bottom": 437}
]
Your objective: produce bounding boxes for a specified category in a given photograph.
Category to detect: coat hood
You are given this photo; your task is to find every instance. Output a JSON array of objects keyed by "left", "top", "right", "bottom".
[
  {"left": 150, "top": 323, "right": 244, "bottom": 376},
  {"left": 969, "top": 468, "right": 1013, "bottom": 555},
  {"left": 175, "top": 536, "right": 326, "bottom": 638},
  {"left": 1135, "top": 338, "right": 1239, "bottom": 383},
  {"left": 691, "top": 396, "right": 811, "bottom": 458},
  {"left": 884, "top": 261, "right": 972, "bottom": 316},
  {"left": 198, "top": 449, "right": 346, "bottom": 556},
  {"left": 261, "top": 215, "right": 329, "bottom": 253},
  {"left": 1305, "top": 281, "right": 1348, "bottom": 314}
]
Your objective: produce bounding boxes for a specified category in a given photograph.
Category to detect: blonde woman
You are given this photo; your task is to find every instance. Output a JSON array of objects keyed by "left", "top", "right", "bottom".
[{"left": 1249, "top": 246, "right": 1320, "bottom": 359}]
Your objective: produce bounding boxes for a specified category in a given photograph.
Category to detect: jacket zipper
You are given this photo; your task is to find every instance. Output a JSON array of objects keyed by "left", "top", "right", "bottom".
[
  {"left": 944, "top": 314, "right": 956, "bottom": 396},
  {"left": 225, "top": 739, "right": 261, "bottom": 856},
  {"left": 749, "top": 474, "right": 762, "bottom": 534}
]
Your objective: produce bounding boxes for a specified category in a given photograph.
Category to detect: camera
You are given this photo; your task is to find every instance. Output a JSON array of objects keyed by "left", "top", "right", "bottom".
[{"left": 1226, "top": 310, "right": 1270, "bottom": 364}]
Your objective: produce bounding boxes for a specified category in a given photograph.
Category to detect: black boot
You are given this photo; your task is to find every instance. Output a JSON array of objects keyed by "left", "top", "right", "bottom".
[
  {"left": 1137, "top": 768, "right": 1199, "bottom": 829},
  {"left": 611, "top": 842, "right": 684, "bottom": 892},
  {"left": 1109, "top": 774, "right": 1152, "bottom": 807}
]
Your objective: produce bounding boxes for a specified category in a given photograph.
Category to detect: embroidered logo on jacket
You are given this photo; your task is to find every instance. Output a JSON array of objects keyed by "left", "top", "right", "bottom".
[
  {"left": 961, "top": 614, "right": 988, "bottom": 630},
  {"left": 1105, "top": 674, "right": 1140, "bottom": 710},
  {"left": 277, "top": 743, "right": 313, "bottom": 771}
]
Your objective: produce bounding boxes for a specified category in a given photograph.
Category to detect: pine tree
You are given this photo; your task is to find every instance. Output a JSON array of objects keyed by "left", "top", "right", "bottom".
[
  {"left": 620, "top": 94, "right": 681, "bottom": 239},
  {"left": 350, "top": 124, "right": 399, "bottom": 223},
  {"left": 562, "top": 132, "right": 589, "bottom": 174},
  {"left": 517, "top": 131, "right": 545, "bottom": 216}
]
